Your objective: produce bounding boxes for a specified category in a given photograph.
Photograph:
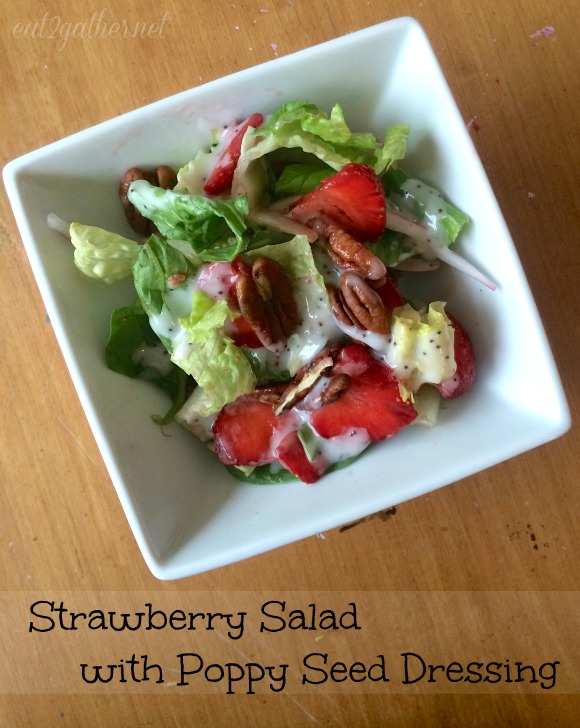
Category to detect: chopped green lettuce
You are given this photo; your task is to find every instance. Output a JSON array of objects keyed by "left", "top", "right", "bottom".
[
  {"left": 241, "top": 349, "right": 291, "bottom": 385},
  {"left": 386, "top": 302, "right": 456, "bottom": 392},
  {"left": 174, "top": 151, "right": 214, "bottom": 195},
  {"left": 127, "top": 179, "right": 249, "bottom": 261},
  {"left": 273, "top": 163, "right": 334, "bottom": 198},
  {"left": 298, "top": 423, "right": 320, "bottom": 462},
  {"left": 411, "top": 385, "right": 442, "bottom": 428},
  {"left": 226, "top": 453, "right": 361, "bottom": 484},
  {"left": 245, "top": 101, "right": 409, "bottom": 173},
  {"left": 383, "top": 168, "right": 470, "bottom": 247},
  {"left": 132, "top": 235, "right": 197, "bottom": 316},
  {"left": 69, "top": 222, "right": 140, "bottom": 283},
  {"left": 231, "top": 123, "right": 268, "bottom": 208},
  {"left": 171, "top": 290, "right": 256, "bottom": 416},
  {"left": 367, "top": 230, "right": 417, "bottom": 268},
  {"left": 105, "top": 300, "right": 188, "bottom": 425},
  {"left": 374, "top": 124, "right": 410, "bottom": 175},
  {"left": 244, "top": 233, "right": 324, "bottom": 283}
]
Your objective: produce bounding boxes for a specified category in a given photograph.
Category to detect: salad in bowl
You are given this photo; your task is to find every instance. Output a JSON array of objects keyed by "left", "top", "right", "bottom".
[{"left": 56, "top": 101, "right": 491, "bottom": 484}]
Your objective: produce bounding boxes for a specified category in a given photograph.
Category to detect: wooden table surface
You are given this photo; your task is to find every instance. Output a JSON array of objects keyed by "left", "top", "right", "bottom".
[{"left": 1, "top": 0, "right": 578, "bottom": 725}]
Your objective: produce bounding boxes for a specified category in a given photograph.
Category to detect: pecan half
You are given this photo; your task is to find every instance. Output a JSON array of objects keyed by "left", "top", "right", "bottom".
[
  {"left": 274, "top": 355, "right": 334, "bottom": 414},
  {"left": 327, "top": 284, "right": 356, "bottom": 329},
  {"left": 325, "top": 225, "right": 386, "bottom": 281},
  {"left": 329, "top": 272, "right": 390, "bottom": 335},
  {"left": 235, "top": 256, "right": 299, "bottom": 351},
  {"left": 251, "top": 256, "right": 300, "bottom": 337},
  {"left": 119, "top": 165, "right": 177, "bottom": 235},
  {"left": 246, "top": 384, "right": 288, "bottom": 405},
  {"left": 320, "top": 373, "right": 351, "bottom": 405}
]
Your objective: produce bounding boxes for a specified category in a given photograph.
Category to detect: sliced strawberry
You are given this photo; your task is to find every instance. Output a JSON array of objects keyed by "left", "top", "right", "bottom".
[
  {"left": 311, "top": 344, "right": 417, "bottom": 440},
  {"left": 230, "top": 315, "right": 263, "bottom": 349},
  {"left": 231, "top": 255, "right": 253, "bottom": 278},
  {"left": 289, "top": 163, "right": 386, "bottom": 242},
  {"left": 332, "top": 343, "right": 375, "bottom": 377},
  {"left": 212, "top": 396, "right": 281, "bottom": 466},
  {"left": 275, "top": 430, "right": 328, "bottom": 484},
  {"left": 372, "top": 271, "right": 406, "bottom": 310},
  {"left": 192, "top": 258, "right": 263, "bottom": 348},
  {"left": 436, "top": 315, "right": 476, "bottom": 399},
  {"left": 203, "top": 113, "right": 264, "bottom": 196},
  {"left": 195, "top": 261, "right": 238, "bottom": 301}
]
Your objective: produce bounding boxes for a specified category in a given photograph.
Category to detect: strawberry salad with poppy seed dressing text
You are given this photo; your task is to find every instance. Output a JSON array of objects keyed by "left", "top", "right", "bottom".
[{"left": 52, "top": 101, "right": 492, "bottom": 484}]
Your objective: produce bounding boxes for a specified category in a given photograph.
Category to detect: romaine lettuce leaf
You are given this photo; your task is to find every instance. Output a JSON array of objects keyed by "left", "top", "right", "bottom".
[
  {"left": 241, "top": 349, "right": 291, "bottom": 385},
  {"left": 273, "top": 163, "right": 334, "bottom": 198},
  {"left": 245, "top": 102, "right": 375, "bottom": 171},
  {"left": 226, "top": 453, "right": 361, "bottom": 484},
  {"left": 246, "top": 101, "right": 411, "bottom": 178},
  {"left": 174, "top": 150, "right": 215, "bottom": 195},
  {"left": 69, "top": 222, "right": 140, "bottom": 283},
  {"left": 105, "top": 300, "right": 189, "bottom": 424},
  {"left": 171, "top": 290, "right": 256, "bottom": 416},
  {"left": 299, "top": 103, "right": 377, "bottom": 149},
  {"left": 386, "top": 302, "right": 456, "bottom": 391},
  {"left": 383, "top": 168, "right": 469, "bottom": 246},
  {"left": 244, "top": 233, "right": 324, "bottom": 283},
  {"left": 374, "top": 124, "right": 410, "bottom": 175},
  {"left": 127, "top": 179, "right": 249, "bottom": 261},
  {"left": 366, "top": 230, "right": 417, "bottom": 268},
  {"left": 132, "top": 235, "right": 197, "bottom": 316}
]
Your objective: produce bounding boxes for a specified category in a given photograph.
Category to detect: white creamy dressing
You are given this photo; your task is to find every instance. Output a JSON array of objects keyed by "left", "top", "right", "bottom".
[
  {"left": 311, "top": 243, "right": 341, "bottom": 286},
  {"left": 132, "top": 342, "right": 174, "bottom": 375},
  {"left": 194, "top": 262, "right": 235, "bottom": 300},
  {"left": 175, "top": 389, "right": 218, "bottom": 442},
  {"left": 389, "top": 178, "right": 450, "bottom": 248},
  {"left": 277, "top": 407, "right": 371, "bottom": 466},
  {"left": 314, "top": 427, "right": 370, "bottom": 463},
  {"left": 147, "top": 275, "right": 198, "bottom": 357}
]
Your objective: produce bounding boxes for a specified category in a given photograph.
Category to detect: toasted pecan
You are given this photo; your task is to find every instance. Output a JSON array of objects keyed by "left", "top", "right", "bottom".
[
  {"left": 328, "top": 273, "right": 390, "bottom": 335},
  {"left": 119, "top": 167, "right": 151, "bottom": 235},
  {"left": 340, "top": 271, "right": 390, "bottom": 334},
  {"left": 119, "top": 165, "right": 177, "bottom": 235},
  {"left": 327, "top": 284, "right": 355, "bottom": 329},
  {"left": 236, "top": 256, "right": 300, "bottom": 351},
  {"left": 236, "top": 257, "right": 299, "bottom": 351},
  {"left": 320, "top": 373, "right": 351, "bottom": 405},
  {"left": 252, "top": 256, "right": 300, "bottom": 337},
  {"left": 326, "top": 225, "right": 386, "bottom": 281},
  {"left": 235, "top": 273, "right": 277, "bottom": 349},
  {"left": 274, "top": 355, "right": 334, "bottom": 414},
  {"left": 246, "top": 384, "right": 288, "bottom": 405}
]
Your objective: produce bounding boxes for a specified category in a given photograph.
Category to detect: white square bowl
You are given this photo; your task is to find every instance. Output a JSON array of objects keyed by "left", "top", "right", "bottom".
[{"left": 3, "top": 18, "right": 570, "bottom": 579}]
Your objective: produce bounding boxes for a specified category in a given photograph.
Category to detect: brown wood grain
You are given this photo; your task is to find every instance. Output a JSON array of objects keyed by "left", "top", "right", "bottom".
[{"left": 1, "top": 0, "right": 578, "bottom": 724}]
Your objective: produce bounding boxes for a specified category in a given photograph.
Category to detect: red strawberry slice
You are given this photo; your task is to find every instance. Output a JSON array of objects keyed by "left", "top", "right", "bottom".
[
  {"left": 288, "top": 163, "right": 386, "bottom": 242},
  {"left": 230, "top": 315, "right": 263, "bottom": 349},
  {"left": 275, "top": 430, "right": 328, "bottom": 484},
  {"left": 212, "top": 396, "right": 281, "bottom": 466},
  {"left": 203, "top": 113, "right": 264, "bottom": 196},
  {"left": 311, "top": 345, "right": 417, "bottom": 440},
  {"left": 193, "top": 258, "right": 263, "bottom": 348},
  {"left": 436, "top": 315, "right": 476, "bottom": 399},
  {"left": 372, "top": 271, "right": 406, "bottom": 310}
]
